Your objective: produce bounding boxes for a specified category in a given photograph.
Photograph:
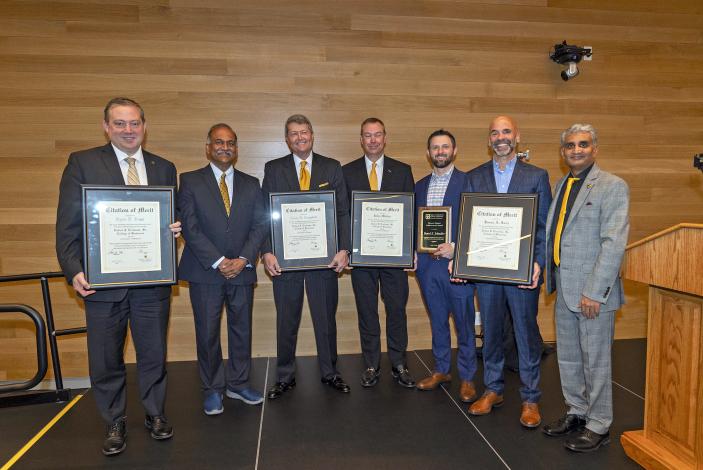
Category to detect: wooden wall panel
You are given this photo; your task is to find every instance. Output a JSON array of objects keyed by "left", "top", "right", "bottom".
[{"left": 1, "top": 0, "right": 702, "bottom": 380}]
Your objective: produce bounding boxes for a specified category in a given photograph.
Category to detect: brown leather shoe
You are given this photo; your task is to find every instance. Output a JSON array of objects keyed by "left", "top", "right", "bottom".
[
  {"left": 459, "top": 381, "right": 477, "bottom": 403},
  {"left": 520, "top": 402, "right": 542, "bottom": 428},
  {"left": 468, "top": 391, "right": 504, "bottom": 415},
  {"left": 416, "top": 372, "right": 451, "bottom": 390}
]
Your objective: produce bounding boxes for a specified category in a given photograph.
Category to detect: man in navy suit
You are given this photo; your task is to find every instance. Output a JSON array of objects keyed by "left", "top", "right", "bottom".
[
  {"left": 178, "top": 123, "right": 268, "bottom": 415},
  {"left": 342, "top": 118, "right": 416, "bottom": 389},
  {"left": 465, "top": 116, "right": 552, "bottom": 428},
  {"left": 414, "top": 129, "right": 479, "bottom": 404},
  {"left": 261, "top": 114, "right": 352, "bottom": 398},
  {"left": 56, "top": 97, "right": 180, "bottom": 456}
]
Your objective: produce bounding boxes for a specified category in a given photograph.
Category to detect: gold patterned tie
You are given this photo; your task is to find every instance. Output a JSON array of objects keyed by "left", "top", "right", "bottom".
[
  {"left": 369, "top": 162, "right": 378, "bottom": 191},
  {"left": 219, "top": 173, "right": 231, "bottom": 217},
  {"left": 299, "top": 160, "right": 310, "bottom": 191},
  {"left": 553, "top": 176, "right": 579, "bottom": 266},
  {"left": 125, "top": 157, "right": 140, "bottom": 185}
]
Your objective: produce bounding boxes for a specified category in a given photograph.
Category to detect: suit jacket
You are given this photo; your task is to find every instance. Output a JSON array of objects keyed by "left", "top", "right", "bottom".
[
  {"left": 261, "top": 152, "right": 351, "bottom": 255},
  {"left": 545, "top": 163, "right": 629, "bottom": 312},
  {"left": 55, "top": 143, "right": 177, "bottom": 302},
  {"left": 342, "top": 155, "right": 414, "bottom": 201},
  {"left": 178, "top": 164, "right": 267, "bottom": 286},
  {"left": 414, "top": 168, "right": 469, "bottom": 275},
  {"left": 466, "top": 159, "right": 552, "bottom": 270}
]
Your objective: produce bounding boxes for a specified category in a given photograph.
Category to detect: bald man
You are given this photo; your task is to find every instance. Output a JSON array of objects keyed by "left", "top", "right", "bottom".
[{"left": 464, "top": 116, "right": 552, "bottom": 428}]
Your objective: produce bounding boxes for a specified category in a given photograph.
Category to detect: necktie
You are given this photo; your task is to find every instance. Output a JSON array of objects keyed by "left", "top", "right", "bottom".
[
  {"left": 125, "top": 157, "right": 140, "bottom": 185},
  {"left": 299, "top": 160, "right": 310, "bottom": 191},
  {"left": 369, "top": 162, "right": 378, "bottom": 191},
  {"left": 553, "top": 176, "right": 580, "bottom": 266},
  {"left": 219, "top": 173, "right": 231, "bottom": 217}
]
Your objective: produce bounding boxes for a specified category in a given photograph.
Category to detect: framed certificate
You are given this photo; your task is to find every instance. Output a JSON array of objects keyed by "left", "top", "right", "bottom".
[
  {"left": 349, "top": 191, "right": 414, "bottom": 268},
  {"left": 270, "top": 190, "right": 338, "bottom": 271},
  {"left": 417, "top": 206, "right": 451, "bottom": 253},
  {"left": 452, "top": 193, "right": 538, "bottom": 284},
  {"left": 81, "top": 185, "right": 177, "bottom": 290}
]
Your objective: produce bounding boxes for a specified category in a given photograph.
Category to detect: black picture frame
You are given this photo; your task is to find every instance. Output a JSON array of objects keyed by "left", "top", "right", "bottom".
[
  {"left": 270, "top": 190, "right": 338, "bottom": 271},
  {"left": 417, "top": 206, "right": 451, "bottom": 253},
  {"left": 81, "top": 185, "right": 177, "bottom": 290},
  {"left": 452, "top": 192, "right": 538, "bottom": 285},
  {"left": 349, "top": 191, "right": 414, "bottom": 268}
]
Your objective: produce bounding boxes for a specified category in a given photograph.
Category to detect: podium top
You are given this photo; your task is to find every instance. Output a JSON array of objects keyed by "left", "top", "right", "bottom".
[{"left": 624, "top": 223, "right": 703, "bottom": 297}]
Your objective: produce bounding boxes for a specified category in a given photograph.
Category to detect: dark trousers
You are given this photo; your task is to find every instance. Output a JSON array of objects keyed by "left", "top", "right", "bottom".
[
  {"left": 189, "top": 282, "right": 254, "bottom": 396},
  {"left": 272, "top": 270, "right": 339, "bottom": 382},
  {"left": 350, "top": 267, "right": 409, "bottom": 369},
  {"left": 476, "top": 283, "right": 542, "bottom": 403},
  {"left": 416, "top": 260, "right": 478, "bottom": 382},
  {"left": 84, "top": 288, "right": 170, "bottom": 424}
]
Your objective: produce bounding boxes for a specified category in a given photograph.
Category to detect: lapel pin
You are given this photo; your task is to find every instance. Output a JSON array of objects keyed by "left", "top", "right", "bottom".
[{"left": 586, "top": 183, "right": 592, "bottom": 189}]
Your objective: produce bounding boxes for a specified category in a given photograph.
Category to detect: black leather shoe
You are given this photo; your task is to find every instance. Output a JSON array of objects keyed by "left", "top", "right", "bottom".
[
  {"left": 391, "top": 365, "right": 416, "bottom": 388},
  {"left": 102, "top": 417, "right": 126, "bottom": 456},
  {"left": 360, "top": 367, "right": 380, "bottom": 387},
  {"left": 543, "top": 414, "right": 587, "bottom": 437},
  {"left": 267, "top": 380, "right": 296, "bottom": 400},
  {"left": 564, "top": 429, "right": 610, "bottom": 452},
  {"left": 144, "top": 415, "right": 173, "bottom": 440},
  {"left": 321, "top": 375, "right": 350, "bottom": 393}
]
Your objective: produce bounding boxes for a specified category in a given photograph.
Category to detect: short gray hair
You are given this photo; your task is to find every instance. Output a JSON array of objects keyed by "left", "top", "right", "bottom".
[
  {"left": 560, "top": 123, "right": 598, "bottom": 147},
  {"left": 285, "top": 114, "right": 313, "bottom": 135},
  {"left": 206, "top": 123, "right": 236, "bottom": 144}
]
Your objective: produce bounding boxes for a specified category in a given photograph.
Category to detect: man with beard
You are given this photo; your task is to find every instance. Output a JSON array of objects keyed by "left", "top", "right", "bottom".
[
  {"left": 542, "top": 124, "right": 629, "bottom": 452},
  {"left": 342, "top": 117, "right": 416, "bottom": 388},
  {"left": 465, "top": 116, "right": 552, "bottom": 428},
  {"left": 414, "top": 129, "right": 479, "bottom": 404},
  {"left": 178, "top": 123, "right": 268, "bottom": 415},
  {"left": 261, "top": 114, "right": 352, "bottom": 398}
]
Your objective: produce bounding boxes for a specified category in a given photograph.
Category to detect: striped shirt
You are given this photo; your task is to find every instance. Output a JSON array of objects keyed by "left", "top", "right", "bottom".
[{"left": 427, "top": 165, "right": 454, "bottom": 206}]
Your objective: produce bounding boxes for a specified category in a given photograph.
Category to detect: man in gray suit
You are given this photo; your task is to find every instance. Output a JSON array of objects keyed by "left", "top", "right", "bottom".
[
  {"left": 178, "top": 124, "right": 268, "bottom": 415},
  {"left": 542, "top": 124, "right": 629, "bottom": 452}
]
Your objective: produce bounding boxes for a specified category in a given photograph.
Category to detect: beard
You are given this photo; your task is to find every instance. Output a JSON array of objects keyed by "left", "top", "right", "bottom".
[
  {"left": 491, "top": 138, "right": 516, "bottom": 157},
  {"left": 432, "top": 154, "right": 453, "bottom": 168}
]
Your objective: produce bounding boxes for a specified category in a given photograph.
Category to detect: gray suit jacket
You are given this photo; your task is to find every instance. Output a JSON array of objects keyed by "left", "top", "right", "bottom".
[{"left": 545, "top": 163, "right": 629, "bottom": 312}]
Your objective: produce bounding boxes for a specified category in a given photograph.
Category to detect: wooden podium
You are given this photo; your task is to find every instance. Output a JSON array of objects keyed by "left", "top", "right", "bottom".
[{"left": 620, "top": 223, "right": 703, "bottom": 470}]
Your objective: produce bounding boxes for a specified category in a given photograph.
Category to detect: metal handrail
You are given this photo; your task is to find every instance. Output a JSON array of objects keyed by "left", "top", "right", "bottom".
[
  {"left": 0, "top": 304, "right": 48, "bottom": 393},
  {"left": 0, "top": 271, "right": 85, "bottom": 397}
]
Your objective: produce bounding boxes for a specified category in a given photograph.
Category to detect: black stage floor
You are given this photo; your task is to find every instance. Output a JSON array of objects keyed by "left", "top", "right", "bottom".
[{"left": 1, "top": 339, "right": 646, "bottom": 469}]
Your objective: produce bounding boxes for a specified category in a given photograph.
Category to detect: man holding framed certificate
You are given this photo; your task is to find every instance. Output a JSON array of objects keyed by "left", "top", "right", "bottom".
[
  {"left": 261, "top": 114, "right": 352, "bottom": 398},
  {"left": 464, "top": 116, "right": 552, "bottom": 428},
  {"left": 56, "top": 97, "right": 180, "bottom": 456},
  {"left": 342, "top": 118, "right": 416, "bottom": 389}
]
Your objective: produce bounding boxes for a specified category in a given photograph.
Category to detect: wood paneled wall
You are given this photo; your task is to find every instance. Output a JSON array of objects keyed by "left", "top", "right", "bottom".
[{"left": 1, "top": 0, "right": 702, "bottom": 380}]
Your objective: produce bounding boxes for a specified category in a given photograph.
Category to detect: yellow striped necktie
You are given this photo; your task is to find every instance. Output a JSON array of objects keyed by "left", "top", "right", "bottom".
[
  {"left": 125, "top": 157, "right": 140, "bottom": 185},
  {"left": 369, "top": 162, "right": 379, "bottom": 191},
  {"left": 299, "top": 160, "right": 310, "bottom": 191},
  {"left": 553, "top": 176, "right": 579, "bottom": 266},
  {"left": 219, "top": 173, "right": 231, "bottom": 217}
]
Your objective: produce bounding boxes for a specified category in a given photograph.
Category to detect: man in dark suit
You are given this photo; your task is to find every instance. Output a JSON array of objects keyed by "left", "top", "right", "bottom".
[
  {"left": 178, "top": 123, "right": 268, "bottom": 415},
  {"left": 465, "top": 116, "right": 552, "bottom": 428},
  {"left": 415, "top": 129, "right": 479, "bottom": 404},
  {"left": 261, "top": 114, "right": 352, "bottom": 398},
  {"left": 342, "top": 117, "right": 415, "bottom": 388},
  {"left": 56, "top": 97, "right": 179, "bottom": 456}
]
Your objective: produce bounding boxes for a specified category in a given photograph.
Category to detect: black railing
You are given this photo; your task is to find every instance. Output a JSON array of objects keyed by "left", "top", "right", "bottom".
[{"left": 0, "top": 272, "right": 81, "bottom": 405}]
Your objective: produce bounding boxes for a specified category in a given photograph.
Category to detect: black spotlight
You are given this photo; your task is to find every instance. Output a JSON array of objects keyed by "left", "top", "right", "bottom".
[
  {"left": 694, "top": 154, "right": 703, "bottom": 172},
  {"left": 549, "top": 41, "right": 592, "bottom": 81}
]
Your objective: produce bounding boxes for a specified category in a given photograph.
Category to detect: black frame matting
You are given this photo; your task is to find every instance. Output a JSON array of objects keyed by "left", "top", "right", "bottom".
[{"left": 1, "top": 340, "right": 646, "bottom": 469}]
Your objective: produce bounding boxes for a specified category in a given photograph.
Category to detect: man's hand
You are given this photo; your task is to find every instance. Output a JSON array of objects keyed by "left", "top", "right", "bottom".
[
  {"left": 404, "top": 251, "right": 418, "bottom": 272},
  {"left": 433, "top": 242, "right": 454, "bottom": 260},
  {"left": 328, "top": 250, "right": 348, "bottom": 273},
  {"left": 580, "top": 295, "right": 602, "bottom": 319},
  {"left": 447, "top": 259, "right": 467, "bottom": 284},
  {"left": 219, "top": 258, "right": 247, "bottom": 279},
  {"left": 72, "top": 272, "right": 96, "bottom": 297},
  {"left": 169, "top": 221, "right": 182, "bottom": 238},
  {"left": 518, "top": 262, "right": 541, "bottom": 290},
  {"left": 263, "top": 253, "right": 282, "bottom": 276}
]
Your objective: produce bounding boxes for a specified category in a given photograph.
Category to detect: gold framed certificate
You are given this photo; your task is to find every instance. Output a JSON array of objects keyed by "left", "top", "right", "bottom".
[{"left": 417, "top": 206, "right": 451, "bottom": 253}]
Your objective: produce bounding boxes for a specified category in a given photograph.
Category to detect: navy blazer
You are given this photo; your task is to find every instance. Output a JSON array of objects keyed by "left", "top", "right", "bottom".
[
  {"left": 414, "top": 168, "right": 469, "bottom": 275},
  {"left": 178, "top": 165, "right": 267, "bottom": 286},
  {"left": 261, "top": 152, "right": 351, "bottom": 254},
  {"left": 55, "top": 143, "right": 177, "bottom": 302},
  {"left": 466, "top": 159, "right": 552, "bottom": 269},
  {"left": 342, "top": 155, "right": 414, "bottom": 199}
]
